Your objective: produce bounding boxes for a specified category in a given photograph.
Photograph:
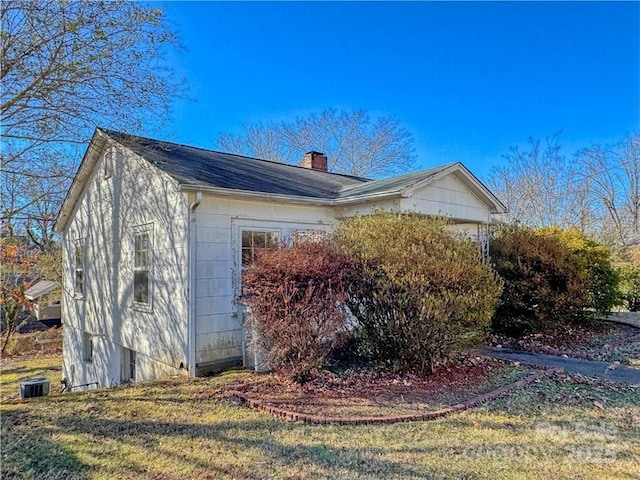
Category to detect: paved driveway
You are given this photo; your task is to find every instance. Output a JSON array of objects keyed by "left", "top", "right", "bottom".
[
  {"left": 480, "top": 348, "right": 640, "bottom": 386},
  {"left": 603, "top": 312, "right": 640, "bottom": 329},
  {"left": 481, "top": 312, "right": 640, "bottom": 386}
]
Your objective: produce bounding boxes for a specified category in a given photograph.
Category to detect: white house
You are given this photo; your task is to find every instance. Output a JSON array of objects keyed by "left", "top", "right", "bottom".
[{"left": 54, "top": 128, "right": 506, "bottom": 389}]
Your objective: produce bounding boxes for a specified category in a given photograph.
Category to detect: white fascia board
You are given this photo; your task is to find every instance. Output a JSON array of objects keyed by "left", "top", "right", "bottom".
[
  {"left": 178, "top": 184, "right": 334, "bottom": 206},
  {"left": 53, "top": 130, "right": 109, "bottom": 232},
  {"left": 178, "top": 184, "right": 404, "bottom": 207},
  {"left": 333, "top": 190, "right": 403, "bottom": 205},
  {"left": 401, "top": 163, "right": 507, "bottom": 215}
]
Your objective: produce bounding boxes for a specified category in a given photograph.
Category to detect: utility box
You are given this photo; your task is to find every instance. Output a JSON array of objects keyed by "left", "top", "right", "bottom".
[{"left": 20, "top": 377, "right": 51, "bottom": 399}]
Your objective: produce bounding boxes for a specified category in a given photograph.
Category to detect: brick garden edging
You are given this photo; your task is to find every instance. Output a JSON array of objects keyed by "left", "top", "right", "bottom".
[{"left": 228, "top": 367, "right": 563, "bottom": 425}]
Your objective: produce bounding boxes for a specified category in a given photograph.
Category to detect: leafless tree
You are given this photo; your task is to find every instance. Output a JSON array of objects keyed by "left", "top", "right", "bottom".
[
  {"left": 487, "top": 132, "right": 640, "bottom": 254},
  {"left": 1, "top": 0, "right": 183, "bottom": 244},
  {"left": 217, "top": 109, "right": 415, "bottom": 178},
  {"left": 576, "top": 133, "right": 640, "bottom": 248},
  {"left": 487, "top": 132, "right": 593, "bottom": 231}
]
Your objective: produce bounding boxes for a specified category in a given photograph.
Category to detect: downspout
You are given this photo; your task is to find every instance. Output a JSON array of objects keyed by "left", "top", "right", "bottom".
[{"left": 188, "top": 191, "right": 202, "bottom": 377}]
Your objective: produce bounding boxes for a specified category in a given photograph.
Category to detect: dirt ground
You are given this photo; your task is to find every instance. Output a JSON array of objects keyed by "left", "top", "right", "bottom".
[
  {"left": 487, "top": 320, "right": 638, "bottom": 360},
  {"left": 220, "top": 319, "right": 640, "bottom": 419},
  {"left": 220, "top": 356, "right": 533, "bottom": 418}
]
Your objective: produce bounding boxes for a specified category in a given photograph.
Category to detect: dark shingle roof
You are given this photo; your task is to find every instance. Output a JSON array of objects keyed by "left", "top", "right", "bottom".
[
  {"left": 100, "top": 129, "right": 368, "bottom": 199},
  {"left": 336, "top": 165, "right": 453, "bottom": 198},
  {"left": 98, "top": 130, "right": 503, "bottom": 214},
  {"left": 56, "top": 128, "right": 506, "bottom": 233}
]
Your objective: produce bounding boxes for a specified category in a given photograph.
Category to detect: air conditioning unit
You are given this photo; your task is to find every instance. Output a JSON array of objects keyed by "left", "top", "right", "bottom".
[{"left": 20, "top": 377, "right": 51, "bottom": 399}]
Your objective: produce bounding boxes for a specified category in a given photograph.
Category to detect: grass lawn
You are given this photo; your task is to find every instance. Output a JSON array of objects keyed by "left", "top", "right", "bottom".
[
  {"left": 1, "top": 354, "right": 639, "bottom": 480},
  {"left": 1, "top": 353, "right": 63, "bottom": 402}
]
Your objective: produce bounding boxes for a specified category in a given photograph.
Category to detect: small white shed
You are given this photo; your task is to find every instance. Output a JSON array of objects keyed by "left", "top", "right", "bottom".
[{"left": 24, "top": 280, "right": 61, "bottom": 323}]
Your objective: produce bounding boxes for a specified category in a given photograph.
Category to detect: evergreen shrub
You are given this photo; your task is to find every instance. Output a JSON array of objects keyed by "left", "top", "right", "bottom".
[{"left": 338, "top": 213, "right": 502, "bottom": 374}]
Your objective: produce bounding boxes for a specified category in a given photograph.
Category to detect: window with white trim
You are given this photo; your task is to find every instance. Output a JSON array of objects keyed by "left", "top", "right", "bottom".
[
  {"left": 241, "top": 230, "right": 279, "bottom": 267},
  {"left": 231, "top": 222, "right": 328, "bottom": 308},
  {"left": 74, "top": 239, "right": 85, "bottom": 298},
  {"left": 133, "top": 225, "right": 152, "bottom": 306},
  {"left": 232, "top": 227, "right": 280, "bottom": 309}
]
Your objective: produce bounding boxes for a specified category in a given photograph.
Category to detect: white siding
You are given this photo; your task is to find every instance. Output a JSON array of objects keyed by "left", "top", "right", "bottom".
[
  {"left": 449, "top": 223, "right": 478, "bottom": 236},
  {"left": 400, "top": 174, "right": 492, "bottom": 223},
  {"left": 62, "top": 143, "right": 189, "bottom": 389},
  {"left": 192, "top": 195, "right": 335, "bottom": 367},
  {"left": 335, "top": 198, "right": 401, "bottom": 218}
]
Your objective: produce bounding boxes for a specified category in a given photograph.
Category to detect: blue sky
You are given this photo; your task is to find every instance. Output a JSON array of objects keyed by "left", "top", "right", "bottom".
[{"left": 158, "top": 1, "right": 639, "bottom": 177}]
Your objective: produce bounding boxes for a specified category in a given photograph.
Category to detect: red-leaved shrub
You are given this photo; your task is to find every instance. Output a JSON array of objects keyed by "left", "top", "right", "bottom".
[{"left": 242, "top": 239, "right": 354, "bottom": 384}]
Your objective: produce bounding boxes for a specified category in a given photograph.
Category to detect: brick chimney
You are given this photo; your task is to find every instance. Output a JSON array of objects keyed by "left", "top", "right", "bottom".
[{"left": 302, "top": 151, "right": 328, "bottom": 172}]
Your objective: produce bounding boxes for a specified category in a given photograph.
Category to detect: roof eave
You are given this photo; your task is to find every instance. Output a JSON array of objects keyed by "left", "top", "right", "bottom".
[
  {"left": 178, "top": 184, "right": 404, "bottom": 206},
  {"left": 53, "top": 129, "right": 109, "bottom": 232},
  {"left": 400, "top": 164, "right": 457, "bottom": 197},
  {"left": 402, "top": 162, "right": 507, "bottom": 215},
  {"left": 178, "top": 184, "right": 335, "bottom": 206},
  {"left": 334, "top": 190, "right": 403, "bottom": 205},
  {"left": 24, "top": 280, "right": 59, "bottom": 300}
]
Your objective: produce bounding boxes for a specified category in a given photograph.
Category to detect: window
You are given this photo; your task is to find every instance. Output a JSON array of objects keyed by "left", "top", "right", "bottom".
[
  {"left": 103, "top": 147, "right": 114, "bottom": 179},
  {"left": 133, "top": 225, "right": 152, "bottom": 306},
  {"left": 241, "top": 230, "right": 278, "bottom": 267},
  {"left": 232, "top": 227, "right": 280, "bottom": 311},
  {"left": 83, "top": 332, "right": 93, "bottom": 362},
  {"left": 121, "top": 348, "right": 136, "bottom": 382},
  {"left": 74, "top": 239, "right": 85, "bottom": 297}
]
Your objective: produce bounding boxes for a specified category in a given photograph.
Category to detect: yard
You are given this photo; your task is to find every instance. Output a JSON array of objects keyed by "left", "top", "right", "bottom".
[{"left": 1, "top": 339, "right": 639, "bottom": 480}]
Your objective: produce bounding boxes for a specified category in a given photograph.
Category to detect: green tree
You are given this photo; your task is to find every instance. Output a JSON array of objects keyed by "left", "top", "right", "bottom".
[
  {"left": 489, "top": 226, "right": 618, "bottom": 336},
  {"left": 538, "top": 228, "right": 619, "bottom": 316},
  {"left": 619, "top": 266, "right": 640, "bottom": 311}
]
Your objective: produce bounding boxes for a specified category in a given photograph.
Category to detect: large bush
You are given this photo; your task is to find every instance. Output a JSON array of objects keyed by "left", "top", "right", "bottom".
[
  {"left": 538, "top": 228, "right": 619, "bottom": 316},
  {"left": 619, "top": 266, "right": 640, "bottom": 311},
  {"left": 490, "top": 227, "right": 618, "bottom": 336},
  {"left": 242, "top": 239, "right": 354, "bottom": 384},
  {"left": 337, "top": 213, "right": 502, "bottom": 374}
]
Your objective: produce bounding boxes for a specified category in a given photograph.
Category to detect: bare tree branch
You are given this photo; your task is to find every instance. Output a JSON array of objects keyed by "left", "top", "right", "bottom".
[
  {"left": 217, "top": 109, "right": 415, "bottom": 178},
  {"left": 487, "top": 132, "right": 640, "bottom": 251},
  {"left": 487, "top": 132, "right": 592, "bottom": 230},
  {"left": 576, "top": 133, "right": 640, "bottom": 247},
  {"left": 1, "top": 0, "right": 184, "bottom": 248}
]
